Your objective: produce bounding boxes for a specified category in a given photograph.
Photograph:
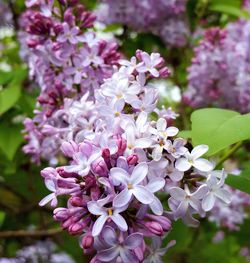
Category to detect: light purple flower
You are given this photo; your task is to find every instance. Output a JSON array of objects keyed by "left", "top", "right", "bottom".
[
  {"left": 175, "top": 145, "right": 214, "bottom": 172},
  {"left": 111, "top": 162, "right": 154, "bottom": 207},
  {"left": 87, "top": 201, "right": 128, "bottom": 236}
]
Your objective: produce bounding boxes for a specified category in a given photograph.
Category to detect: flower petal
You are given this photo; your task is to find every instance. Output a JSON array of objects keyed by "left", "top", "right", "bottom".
[
  {"left": 191, "top": 145, "right": 209, "bottom": 160},
  {"left": 169, "top": 187, "right": 186, "bottom": 201},
  {"left": 110, "top": 167, "right": 129, "bottom": 186},
  {"left": 39, "top": 193, "right": 56, "bottom": 207},
  {"left": 111, "top": 214, "right": 128, "bottom": 231},
  {"left": 146, "top": 178, "right": 165, "bottom": 193},
  {"left": 101, "top": 226, "right": 118, "bottom": 246},
  {"left": 132, "top": 185, "right": 154, "bottom": 204},
  {"left": 113, "top": 188, "right": 133, "bottom": 208},
  {"left": 166, "top": 127, "right": 179, "bottom": 137},
  {"left": 130, "top": 162, "right": 148, "bottom": 185},
  {"left": 87, "top": 201, "right": 106, "bottom": 216},
  {"left": 152, "top": 145, "right": 163, "bottom": 161},
  {"left": 92, "top": 215, "right": 108, "bottom": 237},
  {"left": 202, "top": 193, "right": 216, "bottom": 211},
  {"left": 156, "top": 118, "right": 167, "bottom": 131},
  {"left": 214, "top": 189, "right": 231, "bottom": 204},
  {"left": 149, "top": 196, "right": 164, "bottom": 215},
  {"left": 193, "top": 158, "right": 214, "bottom": 172},
  {"left": 97, "top": 247, "right": 119, "bottom": 262},
  {"left": 120, "top": 249, "right": 139, "bottom": 263},
  {"left": 124, "top": 233, "right": 143, "bottom": 249},
  {"left": 175, "top": 158, "right": 191, "bottom": 172}
]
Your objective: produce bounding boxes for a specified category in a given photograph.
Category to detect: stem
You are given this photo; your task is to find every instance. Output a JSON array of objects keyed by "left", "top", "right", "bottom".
[
  {"left": 215, "top": 141, "right": 243, "bottom": 169},
  {"left": 0, "top": 228, "right": 63, "bottom": 238}
]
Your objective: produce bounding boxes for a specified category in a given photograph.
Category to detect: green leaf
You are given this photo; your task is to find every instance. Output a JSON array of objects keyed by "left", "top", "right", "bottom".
[
  {"left": 209, "top": 4, "right": 250, "bottom": 19},
  {"left": 226, "top": 165, "right": 250, "bottom": 194},
  {"left": 178, "top": 130, "right": 192, "bottom": 139},
  {"left": 191, "top": 108, "right": 250, "bottom": 156},
  {"left": 0, "top": 71, "right": 13, "bottom": 85},
  {"left": 0, "top": 123, "right": 24, "bottom": 161},
  {"left": 0, "top": 211, "right": 5, "bottom": 228},
  {"left": 0, "top": 82, "right": 21, "bottom": 114}
]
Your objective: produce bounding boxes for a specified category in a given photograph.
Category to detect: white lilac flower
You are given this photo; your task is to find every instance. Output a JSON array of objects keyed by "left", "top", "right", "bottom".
[
  {"left": 150, "top": 118, "right": 179, "bottom": 161},
  {"left": 175, "top": 144, "right": 214, "bottom": 172}
]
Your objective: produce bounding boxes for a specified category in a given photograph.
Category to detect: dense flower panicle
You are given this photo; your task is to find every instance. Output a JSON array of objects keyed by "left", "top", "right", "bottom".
[
  {"left": 38, "top": 51, "right": 230, "bottom": 262},
  {"left": 184, "top": 22, "right": 250, "bottom": 113},
  {"left": 0, "top": 240, "right": 75, "bottom": 263},
  {"left": 20, "top": 0, "right": 121, "bottom": 164},
  {"left": 96, "top": 0, "right": 189, "bottom": 47}
]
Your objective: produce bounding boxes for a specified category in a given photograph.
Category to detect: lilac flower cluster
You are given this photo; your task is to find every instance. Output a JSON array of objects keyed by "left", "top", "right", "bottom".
[
  {"left": 19, "top": 0, "right": 121, "bottom": 164},
  {"left": 38, "top": 51, "right": 231, "bottom": 262},
  {"left": 96, "top": 0, "right": 189, "bottom": 47},
  {"left": 183, "top": 23, "right": 250, "bottom": 113},
  {"left": 0, "top": 240, "right": 75, "bottom": 263}
]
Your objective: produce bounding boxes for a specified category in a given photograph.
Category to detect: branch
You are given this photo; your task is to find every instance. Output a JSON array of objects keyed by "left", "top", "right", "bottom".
[{"left": 0, "top": 228, "right": 63, "bottom": 238}]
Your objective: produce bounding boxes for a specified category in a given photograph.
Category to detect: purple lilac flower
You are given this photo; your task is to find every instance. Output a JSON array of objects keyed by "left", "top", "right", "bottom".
[
  {"left": 96, "top": 0, "right": 189, "bottom": 47},
  {"left": 19, "top": 0, "right": 121, "bottom": 164},
  {"left": 184, "top": 23, "right": 250, "bottom": 113},
  {"left": 36, "top": 52, "right": 229, "bottom": 261}
]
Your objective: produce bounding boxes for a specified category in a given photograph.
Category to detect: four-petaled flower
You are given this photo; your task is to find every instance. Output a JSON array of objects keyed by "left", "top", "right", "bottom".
[
  {"left": 111, "top": 162, "right": 154, "bottom": 207},
  {"left": 175, "top": 145, "right": 214, "bottom": 172},
  {"left": 87, "top": 201, "right": 128, "bottom": 236}
]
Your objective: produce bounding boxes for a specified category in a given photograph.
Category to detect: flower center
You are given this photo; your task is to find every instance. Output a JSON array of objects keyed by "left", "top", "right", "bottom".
[
  {"left": 107, "top": 208, "right": 113, "bottom": 216},
  {"left": 128, "top": 183, "right": 133, "bottom": 189},
  {"left": 115, "top": 112, "right": 120, "bottom": 117}
]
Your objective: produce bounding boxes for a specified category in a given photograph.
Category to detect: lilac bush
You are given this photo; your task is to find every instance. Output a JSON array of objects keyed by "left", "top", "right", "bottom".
[
  {"left": 96, "top": 0, "right": 189, "bottom": 47},
  {"left": 19, "top": 0, "right": 120, "bottom": 164},
  {"left": 37, "top": 50, "right": 231, "bottom": 261}
]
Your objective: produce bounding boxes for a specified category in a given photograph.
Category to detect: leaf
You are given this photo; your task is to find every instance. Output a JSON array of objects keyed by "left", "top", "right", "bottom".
[
  {"left": 178, "top": 130, "right": 192, "bottom": 139},
  {"left": 0, "top": 68, "right": 27, "bottom": 115},
  {"left": 191, "top": 108, "right": 250, "bottom": 156},
  {"left": 0, "top": 71, "right": 13, "bottom": 85},
  {"left": 0, "top": 123, "right": 24, "bottom": 161},
  {"left": 226, "top": 164, "right": 250, "bottom": 195},
  {"left": 0, "top": 82, "right": 21, "bottom": 114},
  {"left": 209, "top": 4, "right": 250, "bottom": 19},
  {"left": 0, "top": 211, "right": 5, "bottom": 228}
]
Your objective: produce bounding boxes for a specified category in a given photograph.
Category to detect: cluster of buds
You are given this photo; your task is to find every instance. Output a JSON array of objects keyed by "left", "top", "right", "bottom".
[
  {"left": 19, "top": 0, "right": 121, "bottom": 164},
  {"left": 38, "top": 51, "right": 231, "bottom": 262}
]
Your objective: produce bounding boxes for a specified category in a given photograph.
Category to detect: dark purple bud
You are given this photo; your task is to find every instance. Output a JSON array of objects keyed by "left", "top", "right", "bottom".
[
  {"left": 145, "top": 221, "right": 164, "bottom": 236},
  {"left": 127, "top": 154, "right": 138, "bottom": 165},
  {"left": 81, "top": 234, "right": 94, "bottom": 249},
  {"left": 159, "top": 67, "right": 171, "bottom": 78}
]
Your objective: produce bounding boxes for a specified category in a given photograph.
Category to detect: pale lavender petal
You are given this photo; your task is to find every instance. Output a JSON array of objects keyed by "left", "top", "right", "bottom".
[
  {"left": 110, "top": 167, "right": 129, "bottom": 185},
  {"left": 202, "top": 193, "right": 215, "bottom": 211},
  {"left": 175, "top": 201, "right": 188, "bottom": 218},
  {"left": 130, "top": 162, "right": 148, "bottom": 185},
  {"left": 193, "top": 158, "right": 213, "bottom": 172},
  {"left": 111, "top": 214, "right": 128, "bottom": 231},
  {"left": 166, "top": 126, "right": 179, "bottom": 137},
  {"left": 92, "top": 215, "right": 108, "bottom": 237},
  {"left": 146, "top": 178, "right": 165, "bottom": 193},
  {"left": 156, "top": 118, "right": 167, "bottom": 131},
  {"left": 191, "top": 145, "right": 209, "bottom": 160},
  {"left": 134, "top": 138, "right": 152, "bottom": 148},
  {"left": 192, "top": 185, "right": 209, "bottom": 199},
  {"left": 124, "top": 233, "right": 143, "bottom": 248},
  {"left": 175, "top": 158, "right": 192, "bottom": 171},
  {"left": 149, "top": 196, "right": 164, "bottom": 215},
  {"left": 214, "top": 189, "right": 231, "bottom": 204},
  {"left": 169, "top": 187, "right": 186, "bottom": 201},
  {"left": 132, "top": 185, "right": 154, "bottom": 204},
  {"left": 101, "top": 226, "right": 118, "bottom": 246},
  {"left": 113, "top": 188, "right": 133, "bottom": 208},
  {"left": 87, "top": 201, "right": 106, "bottom": 215},
  {"left": 120, "top": 249, "right": 139, "bottom": 263},
  {"left": 39, "top": 193, "right": 56, "bottom": 206},
  {"left": 97, "top": 247, "right": 119, "bottom": 262}
]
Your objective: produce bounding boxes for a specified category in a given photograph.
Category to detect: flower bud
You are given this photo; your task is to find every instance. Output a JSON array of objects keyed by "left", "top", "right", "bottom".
[
  {"left": 92, "top": 158, "right": 108, "bottom": 176},
  {"left": 61, "top": 141, "right": 78, "bottom": 157},
  {"left": 81, "top": 234, "right": 94, "bottom": 249},
  {"left": 145, "top": 221, "right": 164, "bottom": 236},
  {"left": 127, "top": 154, "right": 138, "bottom": 165},
  {"left": 69, "top": 222, "right": 84, "bottom": 235}
]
